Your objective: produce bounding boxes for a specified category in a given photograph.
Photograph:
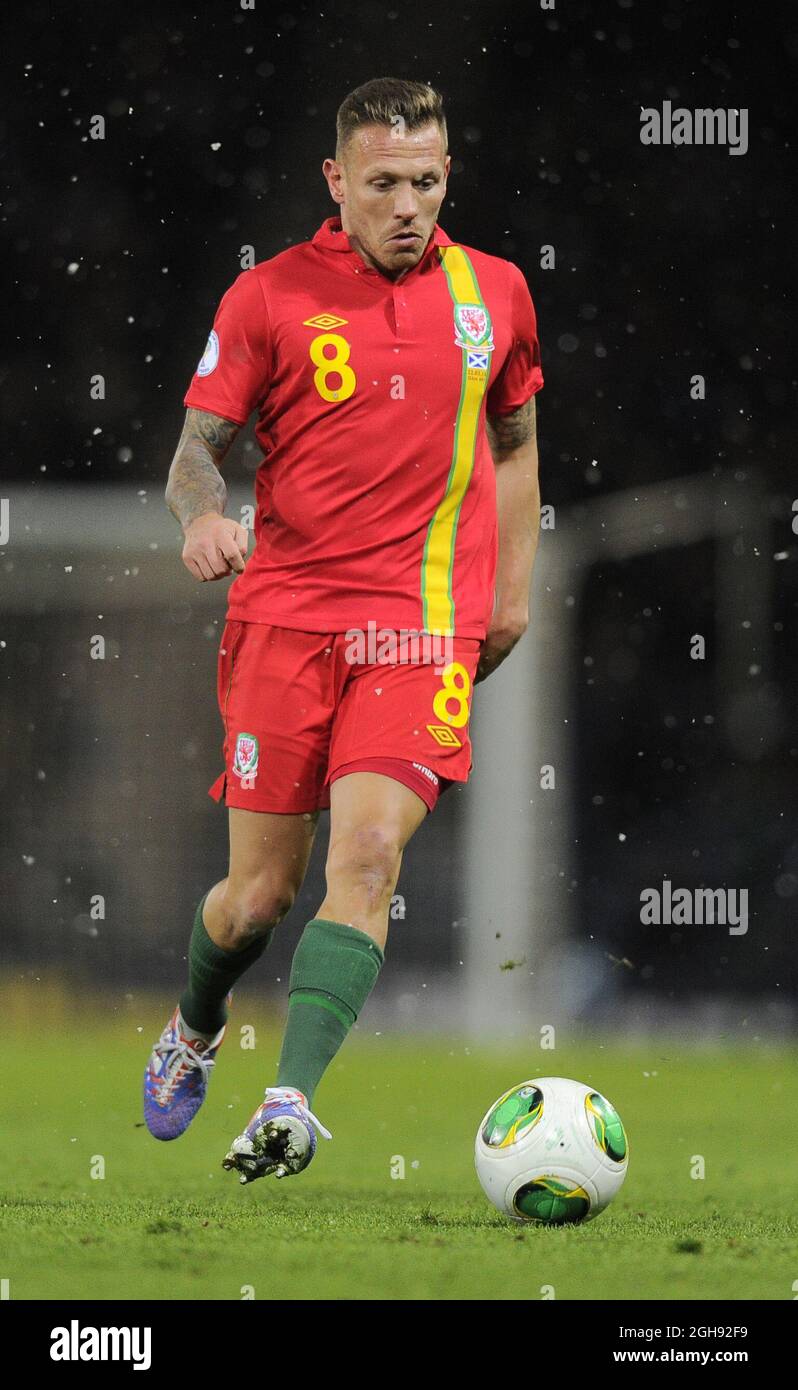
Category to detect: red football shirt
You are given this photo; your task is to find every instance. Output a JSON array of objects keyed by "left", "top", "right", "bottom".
[{"left": 184, "top": 217, "right": 543, "bottom": 638}]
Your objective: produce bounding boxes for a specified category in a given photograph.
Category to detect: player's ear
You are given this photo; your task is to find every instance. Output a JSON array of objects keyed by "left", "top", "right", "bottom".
[{"left": 322, "top": 157, "right": 345, "bottom": 205}]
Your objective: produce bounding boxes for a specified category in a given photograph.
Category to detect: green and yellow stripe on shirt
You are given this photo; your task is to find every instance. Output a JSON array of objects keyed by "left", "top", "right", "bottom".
[{"left": 421, "top": 245, "right": 492, "bottom": 636}]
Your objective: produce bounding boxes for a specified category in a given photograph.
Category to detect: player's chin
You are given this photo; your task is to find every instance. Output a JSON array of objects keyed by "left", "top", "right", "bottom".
[{"left": 384, "top": 238, "right": 424, "bottom": 267}]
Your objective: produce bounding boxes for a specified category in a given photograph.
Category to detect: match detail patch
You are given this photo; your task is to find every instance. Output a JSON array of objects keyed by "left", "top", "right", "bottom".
[
  {"left": 467, "top": 349, "right": 490, "bottom": 371},
  {"left": 196, "top": 329, "right": 219, "bottom": 377}
]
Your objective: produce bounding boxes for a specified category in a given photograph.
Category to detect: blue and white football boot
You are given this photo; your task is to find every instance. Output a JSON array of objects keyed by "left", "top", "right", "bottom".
[
  {"left": 143, "top": 1006, "right": 226, "bottom": 1141},
  {"left": 222, "top": 1086, "right": 332, "bottom": 1183}
]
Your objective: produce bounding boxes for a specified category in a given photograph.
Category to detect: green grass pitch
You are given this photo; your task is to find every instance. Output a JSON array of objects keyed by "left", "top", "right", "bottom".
[{"left": 2, "top": 987, "right": 796, "bottom": 1301}]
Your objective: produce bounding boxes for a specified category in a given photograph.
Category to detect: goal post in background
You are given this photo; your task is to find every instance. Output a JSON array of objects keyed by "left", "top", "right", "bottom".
[{"left": 0, "top": 475, "right": 780, "bottom": 1038}]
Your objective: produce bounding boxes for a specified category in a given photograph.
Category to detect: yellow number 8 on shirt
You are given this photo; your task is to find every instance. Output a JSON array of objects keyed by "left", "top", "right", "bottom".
[
  {"left": 432, "top": 662, "right": 471, "bottom": 728},
  {"left": 309, "top": 332, "right": 357, "bottom": 403}
]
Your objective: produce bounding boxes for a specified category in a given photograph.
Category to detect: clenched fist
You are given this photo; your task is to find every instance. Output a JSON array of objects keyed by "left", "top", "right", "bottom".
[
  {"left": 181, "top": 512, "right": 249, "bottom": 582},
  {"left": 474, "top": 608, "right": 529, "bottom": 683}
]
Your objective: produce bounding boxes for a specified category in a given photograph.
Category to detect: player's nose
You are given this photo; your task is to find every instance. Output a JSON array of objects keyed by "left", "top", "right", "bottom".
[{"left": 391, "top": 188, "right": 419, "bottom": 220}]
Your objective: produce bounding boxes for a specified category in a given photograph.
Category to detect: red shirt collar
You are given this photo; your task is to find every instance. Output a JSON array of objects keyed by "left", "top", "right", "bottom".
[{"left": 311, "top": 216, "right": 453, "bottom": 275}]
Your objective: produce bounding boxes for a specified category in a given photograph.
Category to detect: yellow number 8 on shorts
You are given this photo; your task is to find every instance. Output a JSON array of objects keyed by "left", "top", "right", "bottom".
[{"left": 432, "top": 661, "right": 472, "bottom": 728}]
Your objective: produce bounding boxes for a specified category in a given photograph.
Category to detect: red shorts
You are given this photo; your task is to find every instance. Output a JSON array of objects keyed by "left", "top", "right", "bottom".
[{"left": 208, "top": 621, "right": 482, "bottom": 814}]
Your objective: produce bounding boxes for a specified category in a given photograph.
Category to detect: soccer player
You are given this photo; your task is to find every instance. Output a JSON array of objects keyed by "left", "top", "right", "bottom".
[{"left": 143, "top": 77, "right": 543, "bottom": 1183}]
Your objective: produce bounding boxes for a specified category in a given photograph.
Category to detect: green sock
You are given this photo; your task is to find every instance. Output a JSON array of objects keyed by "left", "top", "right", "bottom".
[
  {"left": 179, "top": 894, "right": 274, "bottom": 1035},
  {"left": 276, "top": 918, "right": 384, "bottom": 1106}
]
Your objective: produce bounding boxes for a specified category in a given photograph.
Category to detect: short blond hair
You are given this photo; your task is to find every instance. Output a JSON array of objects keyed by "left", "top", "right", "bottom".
[{"left": 336, "top": 77, "right": 447, "bottom": 157}]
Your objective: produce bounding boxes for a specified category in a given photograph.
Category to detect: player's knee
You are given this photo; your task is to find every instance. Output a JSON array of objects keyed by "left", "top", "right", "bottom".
[
  {"left": 220, "top": 879, "right": 296, "bottom": 948},
  {"left": 326, "top": 824, "right": 401, "bottom": 904}
]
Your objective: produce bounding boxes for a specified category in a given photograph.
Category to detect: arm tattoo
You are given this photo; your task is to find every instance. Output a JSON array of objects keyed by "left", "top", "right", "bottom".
[
  {"left": 165, "top": 408, "right": 241, "bottom": 529},
  {"left": 486, "top": 396, "right": 537, "bottom": 462}
]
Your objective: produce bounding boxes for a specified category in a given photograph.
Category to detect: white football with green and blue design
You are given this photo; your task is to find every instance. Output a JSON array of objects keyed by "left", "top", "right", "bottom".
[{"left": 474, "top": 1076, "right": 628, "bottom": 1225}]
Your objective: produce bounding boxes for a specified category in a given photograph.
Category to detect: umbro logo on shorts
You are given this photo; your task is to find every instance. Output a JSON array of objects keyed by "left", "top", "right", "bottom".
[
  {"left": 426, "top": 725, "right": 462, "bottom": 749},
  {"left": 412, "top": 763, "right": 439, "bottom": 785}
]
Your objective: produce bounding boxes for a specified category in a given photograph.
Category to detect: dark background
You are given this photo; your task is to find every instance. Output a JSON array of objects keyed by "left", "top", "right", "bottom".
[{"left": 2, "top": 0, "right": 796, "bottom": 1021}]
